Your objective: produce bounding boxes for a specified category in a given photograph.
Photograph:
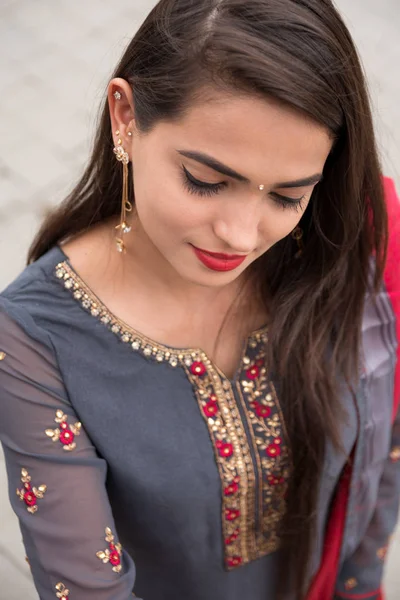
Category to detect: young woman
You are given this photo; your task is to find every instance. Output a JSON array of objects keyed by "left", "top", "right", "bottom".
[{"left": 0, "top": 1, "right": 399, "bottom": 599}]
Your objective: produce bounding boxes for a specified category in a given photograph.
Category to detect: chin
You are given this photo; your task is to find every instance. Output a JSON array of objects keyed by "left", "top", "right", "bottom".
[{"left": 177, "top": 265, "right": 245, "bottom": 288}]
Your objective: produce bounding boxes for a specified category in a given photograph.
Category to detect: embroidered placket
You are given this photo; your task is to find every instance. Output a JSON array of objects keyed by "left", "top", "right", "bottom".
[{"left": 238, "top": 351, "right": 290, "bottom": 556}]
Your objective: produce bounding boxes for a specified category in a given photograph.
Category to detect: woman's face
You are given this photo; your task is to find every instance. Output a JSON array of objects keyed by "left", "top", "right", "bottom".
[{"left": 119, "top": 87, "right": 333, "bottom": 288}]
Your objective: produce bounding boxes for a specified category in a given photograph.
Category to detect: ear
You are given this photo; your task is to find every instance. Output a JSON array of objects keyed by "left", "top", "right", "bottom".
[{"left": 108, "top": 78, "right": 136, "bottom": 155}]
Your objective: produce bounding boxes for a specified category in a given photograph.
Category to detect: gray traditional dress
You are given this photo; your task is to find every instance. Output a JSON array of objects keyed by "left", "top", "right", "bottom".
[{"left": 1, "top": 241, "right": 392, "bottom": 600}]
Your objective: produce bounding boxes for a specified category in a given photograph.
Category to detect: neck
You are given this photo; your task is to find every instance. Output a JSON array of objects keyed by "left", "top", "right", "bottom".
[{"left": 118, "top": 216, "right": 249, "bottom": 318}]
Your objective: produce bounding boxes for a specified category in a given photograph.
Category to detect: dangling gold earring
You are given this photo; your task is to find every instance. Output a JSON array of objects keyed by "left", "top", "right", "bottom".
[
  {"left": 113, "top": 130, "right": 133, "bottom": 253},
  {"left": 291, "top": 226, "right": 304, "bottom": 259}
]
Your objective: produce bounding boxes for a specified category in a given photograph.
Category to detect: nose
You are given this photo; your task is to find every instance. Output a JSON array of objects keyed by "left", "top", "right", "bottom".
[{"left": 212, "top": 201, "right": 260, "bottom": 254}]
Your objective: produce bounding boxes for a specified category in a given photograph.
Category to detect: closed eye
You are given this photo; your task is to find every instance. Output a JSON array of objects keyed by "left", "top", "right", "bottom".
[
  {"left": 270, "top": 192, "right": 307, "bottom": 211},
  {"left": 181, "top": 165, "right": 307, "bottom": 211},
  {"left": 181, "top": 165, "right": 227, "bottom": 196}
]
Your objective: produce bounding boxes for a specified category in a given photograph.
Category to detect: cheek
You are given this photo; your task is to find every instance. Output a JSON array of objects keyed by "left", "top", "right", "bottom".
[{"left": 133, "top": 173, "right": 209, "bottom": 240}]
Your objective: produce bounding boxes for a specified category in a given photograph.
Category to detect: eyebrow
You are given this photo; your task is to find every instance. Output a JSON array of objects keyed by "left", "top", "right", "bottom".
[{"left": 177, "top": 149, "right": 323, "bottom": 188}]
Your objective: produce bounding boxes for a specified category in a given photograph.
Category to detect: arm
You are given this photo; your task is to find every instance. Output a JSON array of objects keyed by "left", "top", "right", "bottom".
[{"left": 0, "top": 302, "right": 140, "bottom": 599}]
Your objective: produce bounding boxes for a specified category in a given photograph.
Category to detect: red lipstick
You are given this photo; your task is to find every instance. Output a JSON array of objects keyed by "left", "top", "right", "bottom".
[{"left": 192, "top": 245, "right": 247, "bottom": 272}]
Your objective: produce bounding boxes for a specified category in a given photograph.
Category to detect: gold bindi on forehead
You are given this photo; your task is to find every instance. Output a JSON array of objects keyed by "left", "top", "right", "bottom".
[{"left": 258, "top": 184, "right": 265, "bottom": 191}]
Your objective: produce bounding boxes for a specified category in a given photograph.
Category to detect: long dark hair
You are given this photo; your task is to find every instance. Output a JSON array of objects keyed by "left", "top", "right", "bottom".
[{"left": 28, "top": 1, "right": 388, "bottom": 597}]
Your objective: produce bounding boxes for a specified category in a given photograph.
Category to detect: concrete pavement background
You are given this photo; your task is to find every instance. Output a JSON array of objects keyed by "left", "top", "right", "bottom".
[{"left": 0, "top": 0, "right": 399, "bottom": 598}]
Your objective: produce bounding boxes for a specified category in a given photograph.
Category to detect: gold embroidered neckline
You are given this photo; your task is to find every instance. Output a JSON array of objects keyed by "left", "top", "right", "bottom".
[{"left": 54, "top": 260, "right": 268, "bottom": 375}]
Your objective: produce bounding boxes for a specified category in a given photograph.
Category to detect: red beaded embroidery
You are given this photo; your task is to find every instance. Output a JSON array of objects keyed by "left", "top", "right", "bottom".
[
  {"left": 224, "top": 479, "right": 239, "bottom": 496},
  {"left": 254, "top": 403, "right": 271, "bottom": 418},
  {"left": 190, "top": 361, "right": 207, "bottom": 376},
  {"left": 96, "top": 528, "right": 122, "bottom": 573},
  {"left": 246, "top": 365, "right": 260, "bottom": 380},
  {"left": 45, "top": 410, "right": 82, "bottom": 451},
  {"left": 216, "top": 441, "right": 234, "bottom": 458},
  {"left": 203, "top": 399, "right": 219, "bottom": 417},
  {"left": 226, "top": 508, "right": 241, "bottom": 521},
  {"left": 225, "top": 528, "right": 240, "bottom": 545},
  {"left": 227, "top": 556, "right": 243, "bottom": 567},
  {"left": 55, "top": 582, "right": 70, "bottom": 600},
  {"left": 16, "top": 468, "right": 47, "bottom": 514},
  {"left": 266, "top": 442, "right": 282, "bottom": 458}
]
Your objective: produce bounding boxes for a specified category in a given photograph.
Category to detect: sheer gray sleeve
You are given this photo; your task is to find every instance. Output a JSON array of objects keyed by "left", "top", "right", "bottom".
[{"left": 0, "top": 304, "right": 139, "bottom": 599}]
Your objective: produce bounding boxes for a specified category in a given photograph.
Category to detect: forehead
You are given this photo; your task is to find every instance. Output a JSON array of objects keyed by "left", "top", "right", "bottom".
[{"left": 157, "top": 89, "right": 333, "bottom": 181}]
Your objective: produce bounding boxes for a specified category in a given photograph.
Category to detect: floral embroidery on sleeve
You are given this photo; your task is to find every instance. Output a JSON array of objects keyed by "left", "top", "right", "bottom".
[
  {"left": 390, "top": 446, "right": 400, "bottom": 462},
  {"left": 16, "top": 468, "right": 47, "bottom": 513},
  {"left": 344, "top": 577, "right": 358, "bottom": 591},
  {"left": 377, "top": 545, "right": 389, "bottom": 560},
  {"left": 96, "top": 527, "right": 122, "bottom": 573},
  {"left": 45, "top": 410, "right": 82, "bottom": 451},
  {"left": 55, "top": 582, "right": 70, "bottom": 599}
]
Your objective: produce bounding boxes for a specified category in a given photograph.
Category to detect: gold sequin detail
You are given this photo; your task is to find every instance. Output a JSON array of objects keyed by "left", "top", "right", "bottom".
[
  {"left": 55, "top": 261, "right": 269, "bottom": 373},
  {"left": 0, "top": 351, "right": 6, "bottom": 360},
  {"left": 55, "top": 582, "right": 70, "bottom": 599},
  {"left": 344, "top": 577, "right": 358, "bottom": 590},
  {"left": 55, "top": 262, "right": 206, "bottom": 369}
]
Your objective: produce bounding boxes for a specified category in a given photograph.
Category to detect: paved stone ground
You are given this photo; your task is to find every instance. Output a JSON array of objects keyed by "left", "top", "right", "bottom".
[{"left": 0, "top": 1, "right": 399, "bottom": 598}]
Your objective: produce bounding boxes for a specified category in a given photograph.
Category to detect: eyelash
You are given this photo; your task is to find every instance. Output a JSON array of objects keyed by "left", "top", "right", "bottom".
[{"left": 181, "top": 165, "right": 306, "bottom": 212}]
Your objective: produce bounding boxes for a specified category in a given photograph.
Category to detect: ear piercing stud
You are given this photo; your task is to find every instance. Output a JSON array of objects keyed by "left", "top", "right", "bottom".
[
  {"left": 114, "top": 91, "right": 122, "bottom": 100},
  {"left": 115, "top": 129, "right": 132, "bottom": 138}
]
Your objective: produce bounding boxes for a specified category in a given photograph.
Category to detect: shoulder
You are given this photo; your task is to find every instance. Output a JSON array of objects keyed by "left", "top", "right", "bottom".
[
  {"left": 0, "top": 246, "right": 74, "bottom": 348},
  {"left": 1, "top": 246, "right": 64, "bottom": 300}
]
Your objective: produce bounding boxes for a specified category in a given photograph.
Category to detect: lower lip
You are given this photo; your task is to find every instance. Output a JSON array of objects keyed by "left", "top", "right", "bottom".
[{"left": 192, "top": 247, "right": 247, "bottom": 272}]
